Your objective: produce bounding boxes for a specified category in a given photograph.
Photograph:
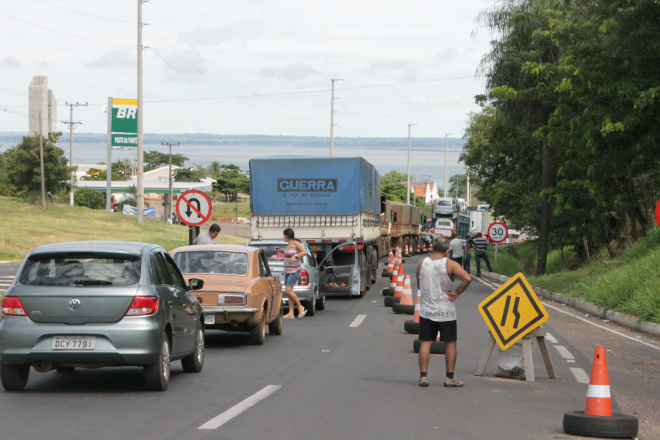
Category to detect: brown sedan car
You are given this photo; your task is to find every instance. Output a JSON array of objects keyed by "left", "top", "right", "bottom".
[{"left": 170, "top": 245, "right": 283, "bottom": 345}]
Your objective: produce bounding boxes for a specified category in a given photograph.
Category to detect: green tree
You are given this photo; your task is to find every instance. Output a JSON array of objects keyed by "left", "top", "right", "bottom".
[
  {"left": 381, "top": 170, "right": 408, "bottom": 202},
  {"left": 0, "top": 133, "right": 71, "bottom": 195},
  {"left": 212, "top": 164, "right": 250, "bottom": 201},
  {"left": 144, "top": 150, "right": 188, "bottom": 171},
  {"left": 74, "top": 187, "right": 105, "bottom": 209},
  {"left": 80, "top": 161, "right": 130, "bottom": 181}
]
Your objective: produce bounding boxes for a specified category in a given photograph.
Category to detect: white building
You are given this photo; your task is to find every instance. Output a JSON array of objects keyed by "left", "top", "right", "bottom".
[{"left": 409, "top": 181, "right": 440, "bottom": 205}]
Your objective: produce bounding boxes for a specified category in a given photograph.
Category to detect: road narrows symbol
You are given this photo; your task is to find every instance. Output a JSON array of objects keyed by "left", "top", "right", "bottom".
[
  {"left": 500, "top": 296, "right": 512, "bottom": 327},
  {"left": 512, "top": 296, "right": 521, "bottom": 328}
]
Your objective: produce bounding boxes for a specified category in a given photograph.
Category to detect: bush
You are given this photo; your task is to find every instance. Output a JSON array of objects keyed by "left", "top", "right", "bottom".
[{"left": 75, "top": 188, "right": 105, "bottom": 209}]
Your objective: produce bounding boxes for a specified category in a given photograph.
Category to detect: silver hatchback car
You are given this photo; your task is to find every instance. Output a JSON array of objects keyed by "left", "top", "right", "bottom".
[
  {"left": 247, "top": 241, "right": 325, "bottom": 316},
  {"left": 0, "top": 241, "right": 206, "bottom": 391}
]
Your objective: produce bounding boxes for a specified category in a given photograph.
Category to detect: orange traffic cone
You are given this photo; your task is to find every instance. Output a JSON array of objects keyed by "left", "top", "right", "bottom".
[
  {"left": 382, "top": 251, "right": 394, "bottom": 278},
  {"left": 404, "top": 290, "right": 421, "bottom": 334},
  {"left": 403, "top": 244, "right": 411, "bottom": 257},
  {"left": 563, "top": 346, "right": 638, "bottom": 438},
  {"left": 396, "top": 247, "right": 405, "bottom": 264},
  {"left": 585, "top": 346, "right": 613, "bottom": 417},
  {"left": 416, "top": 243, "right": 421, "bottom": 254},
  {"left": 382, "top": 265, "right": 398, "bottom": 296},
  {"left": 393, "top": 275, "right": 415, "bottom": 314},
  {"left": 384, "top": 268, "right": 404, "bottom": 307}
]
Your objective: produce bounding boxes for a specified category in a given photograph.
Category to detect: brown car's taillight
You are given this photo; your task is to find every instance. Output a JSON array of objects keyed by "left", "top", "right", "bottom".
[
  {"left": 218, "top": 294, "right": 247, "bottom": 306},
  {"left": 1, "top": 297, "right": 27, "bottom": 316}
]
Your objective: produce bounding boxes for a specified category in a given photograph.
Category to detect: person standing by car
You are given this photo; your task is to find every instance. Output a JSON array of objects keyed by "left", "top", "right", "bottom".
[
  {"left": 473, "top": 232, "right": 493, "bottom": 277},
  {"left": 448, "top": 233, "right": 464, "bottom": 267},
  {"left": 194, "top": 224, "right": 221, "bottom": 245},
  {"left": 416, "top": 236, "right": 471, "bottom": 387},
  {"left": 278, "top": 228, "right": 308, "bottom": 319},
  {"left": 463, "top": 235, "right": 474, "bottom": 274}
]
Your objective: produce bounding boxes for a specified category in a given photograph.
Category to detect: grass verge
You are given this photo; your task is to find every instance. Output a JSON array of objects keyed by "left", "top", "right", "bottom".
[
  {"left": 0, "top": 196, "right": 245, "bottom": 261},
  {"left": 483, "top": 229, "right": 660, "bottom": 324}
]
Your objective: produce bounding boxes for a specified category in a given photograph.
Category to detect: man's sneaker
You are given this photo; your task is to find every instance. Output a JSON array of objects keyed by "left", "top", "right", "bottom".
[
  {"left": 419, "top": 376, "right": 429, "bottom": 387},
  {"left": 444, "top": 377, "right": 464, "bottom": 387}
]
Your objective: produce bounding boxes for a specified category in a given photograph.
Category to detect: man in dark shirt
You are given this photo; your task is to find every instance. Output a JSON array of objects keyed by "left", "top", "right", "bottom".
[{"left": 472, "top": 232, "right": 492, "bottom": 277}]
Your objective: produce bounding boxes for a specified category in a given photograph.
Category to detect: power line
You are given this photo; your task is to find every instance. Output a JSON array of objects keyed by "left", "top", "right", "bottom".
[
  {"left": 0, "top": 11, "right": 133, "bottom": 46},
  {"left": 32, "top": 0, "right": 134, "bottom": 23}
]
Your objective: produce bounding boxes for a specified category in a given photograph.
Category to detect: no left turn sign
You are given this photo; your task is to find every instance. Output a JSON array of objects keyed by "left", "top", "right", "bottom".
[
  {"left": 488, "top": 222, "right": 508, "bottom": 244},
  {"left": 176, "top": 190, "right": 212, "bottom": 227}
]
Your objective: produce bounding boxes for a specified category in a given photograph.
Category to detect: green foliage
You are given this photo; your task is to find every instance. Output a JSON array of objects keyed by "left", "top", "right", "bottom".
[
  {"left": 144, "top": 150, "right": 188, "bottom": 171},
  {"left": 381, "top": 170, "right": 408, "bottom": 202},
  {"left": 175, "top": 167, "right": 205, "bottom": 182},
  {"left": 75, "top": 187, "right": 105, "bottom": 209},
  {"left": 80, "top": 161, "right": 130, "bottom": 182},
  {"left": 0, "top": 133, "right": 71, "bottom": 195},
  {"left": 463, "top": 0, "right": 660, "bottom": 274},
  {"left": 209, "top": 164, "right": 250, "bottom": 200}
]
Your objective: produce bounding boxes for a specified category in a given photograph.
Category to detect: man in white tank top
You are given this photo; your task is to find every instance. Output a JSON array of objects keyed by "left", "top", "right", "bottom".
[{"left": 415, "top": 236, "right": 472, "bottom": 387}]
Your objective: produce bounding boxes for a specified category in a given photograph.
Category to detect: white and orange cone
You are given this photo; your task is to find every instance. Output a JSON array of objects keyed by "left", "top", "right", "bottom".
[
  {"left": 584, "top": 346, "right": 612, "bottom": 417},
  {"left": 393, "top": 275, "right": 415, "bottom": 314}
]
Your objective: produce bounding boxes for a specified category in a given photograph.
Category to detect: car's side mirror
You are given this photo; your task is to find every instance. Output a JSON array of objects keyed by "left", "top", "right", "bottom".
[{"left": 188, "top": 278, "right": 204, "bottom": 291}]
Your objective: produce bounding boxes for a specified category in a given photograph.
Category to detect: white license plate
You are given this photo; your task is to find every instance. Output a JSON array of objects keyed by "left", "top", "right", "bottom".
[
  {"left": 204, "top": 315, "right": 215, "bottom": 325},
  {"left": 52, "top": 336, "right": 96, "bottom": 350}
]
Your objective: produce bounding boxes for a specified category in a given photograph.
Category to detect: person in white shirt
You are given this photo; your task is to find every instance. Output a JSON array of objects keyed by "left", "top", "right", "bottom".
[
  {"left": 194, "top": 224, "right": 221, "bottom": 245},
  {"left": 415, "top": 236, "right": 472, "bottom": 388}
]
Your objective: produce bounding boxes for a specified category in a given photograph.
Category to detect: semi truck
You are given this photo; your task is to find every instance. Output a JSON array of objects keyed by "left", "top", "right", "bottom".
[{"left": 249, "top": 157, "right": 421, "bottom": 298}]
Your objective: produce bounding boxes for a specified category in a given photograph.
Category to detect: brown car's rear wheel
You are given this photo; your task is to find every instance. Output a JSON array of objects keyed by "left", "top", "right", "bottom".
[
  {"left": 249, "top": 310, "right": 266, "bottom": 345},
  {"left": 268, "top": 305, "right": 284, "bottom": 335}
]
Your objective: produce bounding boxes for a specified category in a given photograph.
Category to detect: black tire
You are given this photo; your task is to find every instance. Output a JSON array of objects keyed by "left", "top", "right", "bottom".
[
  {"left": 181, "top": 325, "right": 205, "bottom": 373},
  {"left": 305, "top": 296, "right": 317, "bottom": 316},
  {"left": 1, "top": 364, "right": 29, "bottom": 391},
  {"left": 249, "top": 310, "right": 267, "bottom": 345},
  {"left": 563, "top": 411, "right": 638, "bottom": 439},
  {"left": 316, "top": 294, "right": 326, "bottom": 311},
  {"left": 384, "top": 296, "right": 400, "bottom": 307},
  {"left": 382, "top": 288, "right": 395, "bottom": 296},
  {"left": 404, "top": 320, "right": 419, "bottom": 334},
  {"left": 268, "top": 305, "right": 284, "bottom": 335},
  {"left": 392, "top": 303, "right": 415, "bottom": 315},
  {"left": 382, "top": 271, "right": 393, "bottom": 278},
  {"left": 55, "top": 367, "right": 75, "bottom": 373},
  {"left": 144, "top": 332, "right": 171, "bottom": 391},
  {"left": 413, "top": 339, "right": 446, "bottom": 354}
]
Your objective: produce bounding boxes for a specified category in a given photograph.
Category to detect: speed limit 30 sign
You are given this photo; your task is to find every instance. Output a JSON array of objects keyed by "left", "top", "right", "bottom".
[{"left": 488, "top": 222, "right": 508, "bottom": 243}]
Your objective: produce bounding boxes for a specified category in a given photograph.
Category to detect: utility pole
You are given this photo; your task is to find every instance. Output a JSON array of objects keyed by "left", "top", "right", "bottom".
[
  {"left": 406, "top": 123, "right": 417, "bottom": 205},
  {"left": 136, "top": 0, "right": 145, "bottom": 225},
  {"left": 62, "top": 102, "right": 88, "bottom": 206},
  {"left": 467, "top": 172, "right": 471, "bottom": 206},
  {"left": 444, "top": 133, "right": 450, "bottom": 197},
  {"left": 39, "top": 111, "right": 46, "bottom": 209},
  {"left": 161, "top": 142, "right": 179, "bottom": 223},
  {"left": 329, "top": 78, "right": 343, "bottom": 156}
]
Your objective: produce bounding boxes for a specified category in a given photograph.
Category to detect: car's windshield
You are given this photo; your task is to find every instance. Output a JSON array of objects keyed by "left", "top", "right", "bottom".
[
  {"left": 19, "top": 253, "right": 141, "bottom": 286},
  {"left": 248, "top": 243, "right": 287, "bottom": 260},
  {"left": 173, "top": 251, "right": 249, "bottom": 275},
  {"left": 437, "top": 220, "right": 452, "bottom": 227},
  {"left": 437, "top": 200, "right": 452, "bottom": 207}
]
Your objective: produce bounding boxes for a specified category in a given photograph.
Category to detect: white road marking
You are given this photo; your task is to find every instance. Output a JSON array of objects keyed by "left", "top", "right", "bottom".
[
  {"left": 198, "top": 385, "right": 281, "bottom": 430},
  {"left": 554, "top": 345, "right": 575, "bottom": 361},
  {"left": 474, "top": 276, "right": 660, "bottom": 351},
  {"left": 570, "top": 367, "right": 590, "bottom": 384},
  {"left": 545, "top": 332, "right": 558, "bottom": 343},
  {"left": 542, "top": 302, "right": 660, "bottom": 351},
  {"left": 349, "top": 314, "right": 367, "bottom": 328}
]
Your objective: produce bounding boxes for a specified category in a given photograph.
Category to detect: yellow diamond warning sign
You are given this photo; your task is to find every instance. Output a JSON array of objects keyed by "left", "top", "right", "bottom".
[{"left": 478, "top": 273, "right": 549, "bottom": 351}]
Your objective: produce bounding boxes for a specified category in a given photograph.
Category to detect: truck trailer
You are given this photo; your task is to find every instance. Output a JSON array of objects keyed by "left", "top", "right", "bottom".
[{"left": 249, "top": 157, "right": 420, "bottom": 298}]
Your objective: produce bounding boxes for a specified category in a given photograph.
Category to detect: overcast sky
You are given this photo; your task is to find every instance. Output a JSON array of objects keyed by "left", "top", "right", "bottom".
[{"left": 1, "top": 0, "right": 492, "bottom": 138}]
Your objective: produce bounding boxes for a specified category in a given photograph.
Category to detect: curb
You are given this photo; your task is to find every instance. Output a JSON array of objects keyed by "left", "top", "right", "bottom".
[
  {"left": 479, "top": 272, "right": 660, "bottom": 338},
  {"left": 0, "top": 260, "right": 20, "bottom": 265}
]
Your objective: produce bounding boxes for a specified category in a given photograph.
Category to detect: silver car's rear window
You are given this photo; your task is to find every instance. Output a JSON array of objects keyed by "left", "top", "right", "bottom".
[
  {"left": 19, "top": 253, "right": 141, "bottom": 286},
  {"left": 173, "top": 251, "right": 248, "bottom": 275}
]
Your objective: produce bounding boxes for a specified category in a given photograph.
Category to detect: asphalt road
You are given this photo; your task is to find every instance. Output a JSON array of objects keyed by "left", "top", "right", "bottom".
[{"left": 0, "top": 254, "right": 658, "bottom": 440}]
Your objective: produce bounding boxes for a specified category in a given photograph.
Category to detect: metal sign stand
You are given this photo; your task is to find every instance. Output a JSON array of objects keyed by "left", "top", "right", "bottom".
[
  {"left": 475, "top": 326, "right": 556, "bottom": 382},
  {"left": 188, "top": 226, "right": 200, "bottom": 246}
]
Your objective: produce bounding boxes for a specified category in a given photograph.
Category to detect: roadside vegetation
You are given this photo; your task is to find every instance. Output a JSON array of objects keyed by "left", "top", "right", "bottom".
[
  {"left": 0, "top": 197, "right": 244, "bottom": 261},
  {"left": 486, "top": 229, "right": 660, "bottom": 323}
]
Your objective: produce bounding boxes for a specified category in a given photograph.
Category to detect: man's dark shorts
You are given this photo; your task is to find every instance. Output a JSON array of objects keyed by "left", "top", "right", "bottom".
[{"left": 419, "top": 317, "right": 457, "bottom": 342}]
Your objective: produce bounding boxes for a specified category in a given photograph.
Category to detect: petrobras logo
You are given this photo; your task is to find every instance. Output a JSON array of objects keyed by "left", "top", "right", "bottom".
[{"left": 277, "top": 179, "right": 338, "bottom": 192}]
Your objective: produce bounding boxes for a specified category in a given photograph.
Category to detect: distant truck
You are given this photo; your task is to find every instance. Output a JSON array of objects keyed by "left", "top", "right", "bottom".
[{"left": 249, "top": 157, "right": 422, "bottom": 298}]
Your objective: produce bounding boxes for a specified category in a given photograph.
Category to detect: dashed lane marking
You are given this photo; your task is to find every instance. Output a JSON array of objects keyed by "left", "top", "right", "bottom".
[
  {"left": 570, "top": 367, "right": 590, "bottom": 384},
  {"left": 198, "top": 385, "right": 281, "bottom": 430},
  {"left": 349, "top": 314, "right": 367, "bottom": 328},
  {"left": 554, "top": 345, "right": 575, "bottom": 362},
  {"left": 545, "top": 332, "right": 558, "bottom": 343}
]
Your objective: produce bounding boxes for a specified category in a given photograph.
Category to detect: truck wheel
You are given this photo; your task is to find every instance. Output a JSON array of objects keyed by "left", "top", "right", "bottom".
[
  {"left": 249, "top": 310, "right": 267, "bottom": 345},
  {"left": 181, "top": 325, "right": 205, "bottom": 373},
  {"left": 1, "top": 364, "right": 29, "bottom": 391},
  {"left": 144, "top": 332, "right": 171, "bottom": 391},
  {"left": 268, "top": 305, "right": 284, "bottom": 335}
]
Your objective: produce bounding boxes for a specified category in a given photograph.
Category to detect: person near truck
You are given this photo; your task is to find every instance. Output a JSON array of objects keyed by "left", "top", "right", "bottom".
[
  {"left": 194, "top": 224, "right": 221, "bottom": 245},
  {"left": 416, "top": 236, "right": 471, "bottom": 388},
  {"left": 473, "top": 232, "right": 493, "bottom": 276},
  {"left": 276, "top": 228, "right": 308, "bottom": 319},
  {"left": 462, "top": 235, "right": 474, "bottom": 274},
  {"left": 448, "top": 233, "right": 464, "bottom": 267}
]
